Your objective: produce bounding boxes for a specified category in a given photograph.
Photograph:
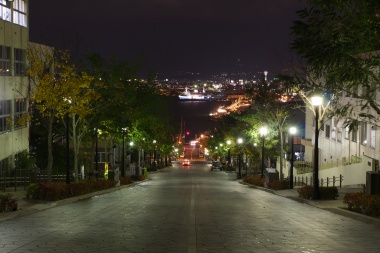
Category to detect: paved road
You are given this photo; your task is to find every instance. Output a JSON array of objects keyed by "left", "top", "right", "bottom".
[{"left": 1, "top": 163, "right": 380, "bottom": 253}]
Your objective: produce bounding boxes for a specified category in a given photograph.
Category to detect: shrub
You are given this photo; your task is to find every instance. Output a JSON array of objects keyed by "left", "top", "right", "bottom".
[
  {"left": 26, "top": 183, "right": 39, "bottom": 200},
  {"left": 343, "top": 192, "right": 380, "bottom": 217},
  {"left": 297, "top": 185, "right": 314, "bottom": 199},
  {"left": 297, "top": 186, "right": 338, "bottom": 200},
  {"left": 343, "top": 192, "right": 366, "bottom": 211},
  {"left": 0, "top": 193, "right": 18, "bottom": 212},
  {"left": 131, "top": 174, "right": 146, "bottom": 181},
  {"left": 243, "top": 175, "right": 265, "bottom": 187},
  {"left": 268, "top": 179, "right": 290, "bottom": 190},
  {"left": 27, "top": 179, "right": 116, "bottom": 201},
  {"left": 36, "top": 182, "right": 69, "bottom": 201},
  {"left": 120, "top": 176, "right": 133, "bottom": 185},
  {"left": 320, "top": 186, "right": 339, "bottom": 200}
]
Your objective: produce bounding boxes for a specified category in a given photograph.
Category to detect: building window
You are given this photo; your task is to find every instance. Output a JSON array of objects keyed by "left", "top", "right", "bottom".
[
  {"left": 0, "top": 45, "right": 11, "bottom": 75},
  {"left": 337, "top": 128, "right": 342, "bottom": 142},
  {"left": 325, "top": 124, "right": 330, "bottom": 138},
  {"left": 0, "top": 1, "right": 12, "bottom": 23},
  {"left": 352, "top": 127, "right": 358, "bottom": 142},
  {"left": 345, "top": 120, "right": 350, "bottom": 139},
  {"left": 13, "top": 0, "right": 27, "bottom": 27},
  {"left": 14, "top": 98, "right": 27, "bottom": 128},
  {"left": 360, "top": 121, "right": 367, "bottom": 145},
  {"left": 14, "top": 48, "right": 25, "bottom": 76},
  {"left": 331, "top": 118, "right": 336, "bottom": 140},
  {"left": 0, "top": 156, "right": 10, "bottom": 177},
  {"left": 370, "top": 126, "right": 376, "bottom": 148},
  {"left": 0, "top": 100, "right": 11, "bottom": 133}
]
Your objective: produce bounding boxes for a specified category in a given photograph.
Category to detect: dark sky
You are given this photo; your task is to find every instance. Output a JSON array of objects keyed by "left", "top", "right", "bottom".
[{"left": 29, "top": 0, "right": 306, "bottom": 78}]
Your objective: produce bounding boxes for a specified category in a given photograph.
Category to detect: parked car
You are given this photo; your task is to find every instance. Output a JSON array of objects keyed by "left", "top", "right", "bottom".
[
  {"left": 211, "top": 161, "right": 222, "bottom": 171},
  {"left": 182, "top": 159, "right": 190, "bottom": 166}
]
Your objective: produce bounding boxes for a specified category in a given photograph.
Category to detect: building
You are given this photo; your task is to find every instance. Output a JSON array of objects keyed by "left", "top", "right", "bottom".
[
  {"left": 0, "top": 0, "right": 29, "bottom": 183},
  {"left": 295, "top": 89, "right": 380, "bottom": 188}
]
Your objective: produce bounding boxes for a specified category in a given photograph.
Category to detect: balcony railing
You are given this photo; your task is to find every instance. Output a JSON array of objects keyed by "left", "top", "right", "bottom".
[{"left": 291, "top": 155, "right": 362, "bottom": 175}]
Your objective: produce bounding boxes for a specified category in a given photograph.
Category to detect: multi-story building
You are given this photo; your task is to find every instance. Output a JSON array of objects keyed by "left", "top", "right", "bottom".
[
  {"left": 298, "top": 89, "right": 380, "bottom": 188},
  {"left": 0, "top": 0, "right": 29, "bottom": 181}
]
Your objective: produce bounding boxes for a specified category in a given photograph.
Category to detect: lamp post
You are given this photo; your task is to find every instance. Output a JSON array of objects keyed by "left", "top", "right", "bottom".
[
  {"left": 226, "top": 140, "right": 231, "bottom": 166},
  {"left": 260, "top": 127, "right": 268, "bottom": 179},
  {"left": 66, "top": 113, "right": 70, "bottom": 184},
  {"left": 95, "top": 128, "right": 99, "bottom": 180},
  {"left": 121, "top": 127, "right": 127, "bottom": 177},
  {"left": 153, "top": 140, "right": 157, "bottom": 171},
  {"left": 311, "top": 95, "right": 322, "bottom": 200},
  {"left": 237, "top": 138, "right": 243, "bottom": 179},
  {"left": 289, "top": 127, "right": 297, "bottom": 189}
]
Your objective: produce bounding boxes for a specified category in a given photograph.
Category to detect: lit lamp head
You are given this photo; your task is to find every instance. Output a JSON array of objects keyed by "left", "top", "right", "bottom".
[
  {"left": 260, "top": 127, "right": 268, "bottom": 136},
  {"left": 289, "top": 127, "right": 297, "bottom": 135},
  {"left": 227, "top": 140, "right": 231, "bottom": 145},
  {"left": 311, "top": 95, "right": 322, "bottom": 106},
  {"left": 237, "top": 138, "right": 243, "bottom": 144}
]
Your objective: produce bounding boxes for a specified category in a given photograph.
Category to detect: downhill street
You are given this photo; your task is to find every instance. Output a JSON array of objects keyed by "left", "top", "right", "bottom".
[{"left": 1, "top": 162, "right": 380, "bottom": 253}]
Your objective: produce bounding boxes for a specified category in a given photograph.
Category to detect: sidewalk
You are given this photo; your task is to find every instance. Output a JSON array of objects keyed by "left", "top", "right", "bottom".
[
  {"left": 0, "top": 183, "right": 139, "bottom": 222},
  {"left": 274, "top": 186, "right": 380, "bottom": 227},
  {"left": 241, "top": 182, "right": 380, "bottom": 227}
]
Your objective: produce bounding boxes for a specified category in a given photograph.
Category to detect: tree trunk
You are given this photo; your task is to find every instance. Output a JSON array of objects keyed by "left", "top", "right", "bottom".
[
  {"left": 279, "top": 129, "right": 284, "bottom": 180},
  {"left": 47, "top": 116, "right": 54, "bottom": 183},
  {"left": 72, "top": 115, "right": 79, "bottom": 183}
]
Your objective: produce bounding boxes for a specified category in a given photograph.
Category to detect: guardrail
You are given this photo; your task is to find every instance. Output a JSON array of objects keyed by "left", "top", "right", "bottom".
[{"left": 293, "top": 174, "right": 343, "bottom": 188}]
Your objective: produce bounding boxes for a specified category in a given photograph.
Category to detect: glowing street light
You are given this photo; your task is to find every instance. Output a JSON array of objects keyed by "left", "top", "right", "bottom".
[
  {"left": 311, "top": 94, "right": 322, "bottom": 200},
  {"left": 237, "top": 138, "right": 243, "bottom": 179},
  {"left": 226, "top": 140, "right": 231, "bottom": 165},
  {"left": 289, "top": 127, "right": 297, "bottom": 189},
  {"left": 260, "top": 127, "right": 268, "bottom": 179}
]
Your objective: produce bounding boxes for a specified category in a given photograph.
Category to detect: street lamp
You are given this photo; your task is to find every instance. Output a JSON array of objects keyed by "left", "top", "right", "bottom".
[
  {"left": 153, "top": 140, "right": 157, "bottom": 171},
  {"left": 260, "top": 127, "right": 268, "bottom": 179},
  {"left": 66, "top": 113, "right": 70, "bottom": 184},
  {"left": 237, "top": 138, "right": 243, "bottom": 179},
  {"left": 95, "top": 128, "right": 99, "bottom": 180},
  {"left": 226, "top": 140, "right": 231, "bottom": 165},
  {"left": 311, "top": 95, "right": 322, "bottom": 200},
  {"left": 289, "top": 127, "right": 297, "bottom": 189},
  {"left": 121, "top": 127, "right": 127, "bottom": 177}
]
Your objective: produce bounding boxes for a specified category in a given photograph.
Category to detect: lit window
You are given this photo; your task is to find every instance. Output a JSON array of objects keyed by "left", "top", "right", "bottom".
[
  {"left": 0, "top": 1, "right": 12, "bottom": 22},
  {"left": 13, "top": 0, "right": 27, "bottom": 27}
]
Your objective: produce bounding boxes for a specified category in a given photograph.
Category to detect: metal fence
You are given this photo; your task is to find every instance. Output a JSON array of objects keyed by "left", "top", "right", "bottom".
[
  {"left": 293, "top": 174, "right": 343, "bottom": 188},
  {"left": 0, "top": 169, "right": 32, "bottom": 191}
]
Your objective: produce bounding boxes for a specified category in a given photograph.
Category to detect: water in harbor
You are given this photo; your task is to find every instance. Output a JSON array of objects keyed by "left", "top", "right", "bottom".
[{"left": 168, "top": 97, "right": 231, "bottom": 136}]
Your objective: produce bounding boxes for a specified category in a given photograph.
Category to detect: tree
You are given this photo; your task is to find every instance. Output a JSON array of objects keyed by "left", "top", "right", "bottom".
[
  {"left": 240, "top": 80, "right": 293, "bottom": 179},
  {"left": 79, "top": 54, "right": 175, "bottom": 173},
  {"left": 27, "top": 45, "right": 76, "bottom": 182},
  {"left": 65, "top": 72, "right": 101, "bottom": 182},
  {"left": 291, "top": 0, "right": 380, "bottom": 124}
]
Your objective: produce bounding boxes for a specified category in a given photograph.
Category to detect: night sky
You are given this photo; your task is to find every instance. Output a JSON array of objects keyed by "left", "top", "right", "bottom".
[{"left": 29, "top": 0, "right": 306, "bottom": 78}]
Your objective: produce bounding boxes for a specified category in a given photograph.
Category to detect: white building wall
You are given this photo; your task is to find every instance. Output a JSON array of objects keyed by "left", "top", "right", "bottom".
[
  {"left": 0, "top": 0, "right": 29, "bottom": 170},
  {"left": 296, "top": 90, "right": 380, "bottom": 187}
]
